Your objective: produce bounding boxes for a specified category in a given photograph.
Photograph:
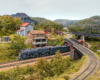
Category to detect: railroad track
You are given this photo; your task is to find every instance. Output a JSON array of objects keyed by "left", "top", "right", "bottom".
[
  {"left": 83, "top": 42, "right": 89, "bottom": 48},
  {"left": 66, "top": 39, "right": 98, "bottom": 80},
  {"left": 0, "top": 52, "right": 70, "bottom": 70}
]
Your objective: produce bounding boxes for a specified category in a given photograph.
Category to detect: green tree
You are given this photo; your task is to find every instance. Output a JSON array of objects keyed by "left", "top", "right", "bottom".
[
  {"left": 51, "top": 27, "right": 55, "bottom": 35},
  {"left": 35, "top": 58, "right": 51, "bottom": 79},
  {"left": 16, "top": 75, "right": 25, "bottom": 80},
  {"left": 2, "top": 15, "right": 14, "bottom": 35},
  {"left": 54, "top": 35, "right": 64, "bottom": 46},
  {"left": 50, "top": 50, "right": 71, "bottom": 76},
  {"left": 31, "top": 23, "right": 37, "bottom": 30},
  {"left": 8, "top": 34, "right": 30, "bottom": 56},
  {"left": 13, "top": 17, "right": 23, "bottom": 30}
]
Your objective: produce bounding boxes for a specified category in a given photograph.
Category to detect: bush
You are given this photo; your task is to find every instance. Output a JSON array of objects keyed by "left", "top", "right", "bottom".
[
  {"left": 16, "top": 75, "right": 25, "bottom": 80},
  {"left": 63, "top": 76, "right": 69, "bottom": 80},
  {"left": 90, "top": 45, "right": 100, "bottom": 52},
  {"left": 0, "top": 51, "right": 86, "bottom": 80}
]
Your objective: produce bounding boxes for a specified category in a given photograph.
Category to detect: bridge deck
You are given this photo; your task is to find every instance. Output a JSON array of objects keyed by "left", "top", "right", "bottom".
[{"left": 73, "top": 32, "right": 100, "bottom": 37}]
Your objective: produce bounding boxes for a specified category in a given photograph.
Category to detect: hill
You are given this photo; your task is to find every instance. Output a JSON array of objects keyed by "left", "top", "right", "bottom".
[
  {"left": 69, "top": 16, "right": 100, "bottom": 27},
  {"left": 54, "top": 19, "right": 79, "bottom": 26},
  {"left": 31, "top": 17, "right": 62, "bottom": 26},
  {"left": 30, "top": 17, "right": 64, "bottom": 30},
  {"left": 68, "top": 16, "right": 100, "bottom": 32}
]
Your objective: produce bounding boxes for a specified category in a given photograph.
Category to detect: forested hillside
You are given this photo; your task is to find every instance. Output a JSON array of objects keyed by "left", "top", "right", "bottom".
[
  {"left": 31, "top": 17, "right": 64, "bottom": 30},
  {"left": 68, "top": 16, "right": 100, "bottom": 32}
]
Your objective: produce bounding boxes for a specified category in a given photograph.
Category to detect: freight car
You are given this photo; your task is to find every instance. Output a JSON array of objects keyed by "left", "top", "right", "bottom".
[{"left": 18, "top": 45, "right": 70, "bottom": 60}]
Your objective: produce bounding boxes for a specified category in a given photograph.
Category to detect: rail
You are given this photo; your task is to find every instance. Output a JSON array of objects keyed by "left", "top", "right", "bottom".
[
  {"left": 65, "top": 38, "right": 98, "bottom": 80},
  {"left": 0, "top": 52, "right": 70, "bottom": 70}
]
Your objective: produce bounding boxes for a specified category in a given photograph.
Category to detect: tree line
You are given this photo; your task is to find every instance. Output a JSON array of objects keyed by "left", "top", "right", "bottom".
[{"left": 0, "top": 15, "right": 23, "bottom": 36}]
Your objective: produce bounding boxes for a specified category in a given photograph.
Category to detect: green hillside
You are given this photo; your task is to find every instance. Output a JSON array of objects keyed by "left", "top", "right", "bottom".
[
  {"left": 69, "top": 16, "right": 100, "bottom": 27},
  {"left": 31, "top": 17, "right": 64, "bottom": 30},
  {"left": 31, "top": 17, "right": 60, "bottom": 25},
  {"left": 68, "top": 16, "right": 100, "bottom": 32}
]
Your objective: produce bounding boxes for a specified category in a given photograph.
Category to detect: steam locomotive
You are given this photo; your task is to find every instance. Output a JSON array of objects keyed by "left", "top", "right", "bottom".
[{"left": 18, "top": 45, "right": 70, "bottom": 60}]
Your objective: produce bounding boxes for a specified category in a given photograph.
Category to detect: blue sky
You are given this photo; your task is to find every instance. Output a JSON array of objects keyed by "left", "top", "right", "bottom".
[{"left": 0, "top": 0, "right": 100, "bottom": 20}]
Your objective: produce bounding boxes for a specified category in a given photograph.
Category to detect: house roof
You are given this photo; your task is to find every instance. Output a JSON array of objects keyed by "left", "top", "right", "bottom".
[
  {"left": 17, "top": 29, "right": 24, "bottom": 31},
  {"left": 16, "top": 13, "right": 30, "bottom": 18},
  {"left": 29, "top": 30, "right": 45, "bottom": 34},
  {"left": 20, "top": 22, "right": 30, "bottom": 27},
  {"left": 11, "top": 13, "right": 30, "bottom": 18}
]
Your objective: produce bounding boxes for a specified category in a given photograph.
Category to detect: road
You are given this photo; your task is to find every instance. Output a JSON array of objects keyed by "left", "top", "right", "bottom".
[{"left": 63, "top": 32, "right": 73, "bottom": 38}]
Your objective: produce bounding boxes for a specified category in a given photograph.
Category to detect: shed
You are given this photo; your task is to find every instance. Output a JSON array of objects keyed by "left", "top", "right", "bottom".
[{"left": 3, "top": 36, "right": 9, "bottom": 42}]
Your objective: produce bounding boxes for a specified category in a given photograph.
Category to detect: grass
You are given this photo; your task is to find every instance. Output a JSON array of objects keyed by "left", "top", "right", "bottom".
[
  {"left": 44, "top": 55, "right": 87, "bottom": 80},
  {"left": 85, "top": 38, "right": 100, "bottom": 80}
]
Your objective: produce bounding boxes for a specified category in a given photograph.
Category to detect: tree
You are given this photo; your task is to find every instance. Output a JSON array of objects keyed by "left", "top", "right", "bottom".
[
  {"left": 13, "top": 17, "right": 23, "bottom": 30},
  {"left": 51, "top": 51, "right": 66, "bottom": 76},
  {"left": 51, "top": 27, "right": 55, "bottom": 36},
  {"left": 8, "top": 34, "right": 30, "bottom": 56},
  {"left": 31, "top": 23, "right": 37, "bottom": 30},
  {"left": 16, "top": 75, "right": 25, "bottom": 80},
  {"left": 35, "top": 58, "right": 51, "bottom": 79},
  {"left": 2, "top": 15, "right": 14, "bottom": 35}
]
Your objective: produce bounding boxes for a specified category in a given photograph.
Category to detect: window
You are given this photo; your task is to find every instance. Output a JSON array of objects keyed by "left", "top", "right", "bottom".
[{"left": 42, "top": 34, "right": 44, "bottom": 37}]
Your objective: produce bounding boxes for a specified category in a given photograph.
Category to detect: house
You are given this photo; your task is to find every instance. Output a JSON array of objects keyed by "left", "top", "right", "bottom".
[
  {"left": 17, "top": 22, "right": 33, "bottom": 37},
  {"left": 28, "top": 30, "right": 47, "bottom": 48},
  {"left": 45, "top": 29, "right": 51, "bottom": 32},
  {"left": 11, "top": 13, "right": 37, "bottom": 26},
  {"left": 54, "top": 30, "right": 62, "bottom": 35}
]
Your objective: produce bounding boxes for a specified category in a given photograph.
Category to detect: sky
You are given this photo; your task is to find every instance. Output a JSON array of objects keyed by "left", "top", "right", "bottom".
[{"left": 0, "top": 0, "right": 100, "bottom": 20}]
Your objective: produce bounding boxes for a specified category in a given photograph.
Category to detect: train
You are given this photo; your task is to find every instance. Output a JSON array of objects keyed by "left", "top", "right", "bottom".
[{"left": 18, "top": 45, "right": 70, "bottom": 60}]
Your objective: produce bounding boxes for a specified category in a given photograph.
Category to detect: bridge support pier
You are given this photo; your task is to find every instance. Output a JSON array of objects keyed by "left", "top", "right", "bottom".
[
  {"left": 80, "top": 35, "right": 85, "bottom": 42},
  {"left": 70, "top": 48, "right": 83, "bottom": 60}
]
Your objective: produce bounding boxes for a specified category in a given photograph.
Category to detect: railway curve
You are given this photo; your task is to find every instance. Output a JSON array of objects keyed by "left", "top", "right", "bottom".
[{"left": 65, "top": 38, "right": 99, "bottom": 80}]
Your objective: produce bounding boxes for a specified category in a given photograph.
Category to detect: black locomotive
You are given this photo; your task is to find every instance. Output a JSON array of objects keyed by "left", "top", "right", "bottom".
[{"left": 18, "top": 45, "right": 70, "bottom": 60}]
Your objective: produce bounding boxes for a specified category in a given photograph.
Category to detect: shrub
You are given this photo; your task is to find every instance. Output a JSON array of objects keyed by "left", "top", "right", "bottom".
[{"left": 16, "top": 75, "right": 26, "bottom": 80}]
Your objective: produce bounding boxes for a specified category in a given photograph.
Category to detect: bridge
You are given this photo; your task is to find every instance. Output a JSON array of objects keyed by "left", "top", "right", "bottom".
[
  {"left": 64, "top": 38, "right": 99, "bottom": 80},
  {"left": 73, "top": 28, "right": 100, "bottom": 41}
]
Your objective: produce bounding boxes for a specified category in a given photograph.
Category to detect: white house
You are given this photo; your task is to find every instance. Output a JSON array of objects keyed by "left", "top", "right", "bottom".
[{"left": 17, "top": 22, "right": 34, "bottom": 37}]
